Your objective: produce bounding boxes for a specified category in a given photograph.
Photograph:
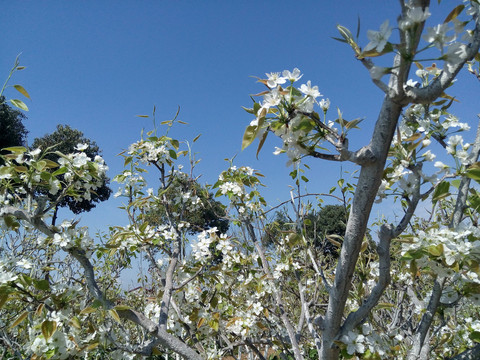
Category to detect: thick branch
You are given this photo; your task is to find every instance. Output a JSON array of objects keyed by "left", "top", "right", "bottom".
[{"left": 339, "top": 223, "right": 393, "bottom": 337}]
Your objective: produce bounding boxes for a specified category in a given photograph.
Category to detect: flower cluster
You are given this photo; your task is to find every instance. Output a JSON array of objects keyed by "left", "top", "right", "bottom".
[
  {"left": 215, "top": 165, "right": 265, "bottom": 216},
  {"left": 402, "top": 225, "right": 480, "bottom": 304},
  {"left": 376, "top": 91, "right": 472, "bottom": 203},
  {"left": 191, "top": 227, "right": 221, "bottom": 262},
  {"left": 127, "top": 134, "right": 178, "bottom": 166},
  {"left": 0, "top": 145, "right": 108, "bottom": 204},
  {"left": 244, "top": 68, "right": 337, "bottom": 166},
  {"left": 47, "top": 221, "right": 93, "bottom": 251}
]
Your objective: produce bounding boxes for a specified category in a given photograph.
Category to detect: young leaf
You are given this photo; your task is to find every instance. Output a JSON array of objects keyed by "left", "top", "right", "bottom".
[
  {"left": 108, "top": 309, "right": 121, "bottom": 323},
  {"left": 3, "top": 146, "right": 27, "bottom": 153},
  {"left": 242, "top": 125, "right": 257, "bottom": 150},
  {"left": 35, "top": 303, "right": 45, "bottom": 316},
  {"left": 9, "top": 311, "right": 28, "bottom": 329},
  {"left": 256, "top": 129, "right": 268, "bottom": 159},
  {"left": 79, "top": 306, "right": 96, "bottom": 315},
  {"left": 0, "top": 293, "right": 9, "bottom": 310},
  {"left": 13, "top": 84, "right": 31, "bottom": 99},
  {"left": 41, "top": 320, "right": 57, "bottom": 341},
  {"left": 70, "top": 316, "right": 82, "bottom": 329},
  {"left": 337, "top": 24, "right": 354, "bottom": 43},
  {"left": 444, "top": 4, "right": 465, "bottom": 23},
  {"left": 9, "top": 99, "right": 29, "bottom": 111}
]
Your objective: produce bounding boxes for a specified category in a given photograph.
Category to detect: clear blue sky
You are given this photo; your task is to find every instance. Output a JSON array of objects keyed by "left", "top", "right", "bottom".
[{"left": 2, "top": 1, "right": 479, "bottom": 231}]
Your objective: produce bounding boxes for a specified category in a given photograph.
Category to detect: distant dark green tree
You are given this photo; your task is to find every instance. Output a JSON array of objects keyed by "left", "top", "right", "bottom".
[
  {"left": 31, "top": 125, "right": 112, "bottom": 224},
  {"left": 305, "top": 205, "right": 347, "bottom": 256},
  {"left": 263, "top": 205, "right": 347, "bottom": 258},
  {"left": 145, "top": 176, "right": 229, "bottom": 236},
  {"left": 0, "top": 96, "right": 28, "bottom": 150}
]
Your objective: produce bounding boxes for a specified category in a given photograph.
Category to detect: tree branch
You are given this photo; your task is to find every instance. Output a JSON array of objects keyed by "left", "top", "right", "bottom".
[{"left": 403, "top": 25, "right": 480, "bottom": 105}]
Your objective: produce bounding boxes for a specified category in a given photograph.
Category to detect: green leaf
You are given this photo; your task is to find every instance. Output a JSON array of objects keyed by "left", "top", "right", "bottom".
[
  {"left": 135, "top": 115, "right": 149, "bottom": 118},
  {"left": 331, "top": 36, "right": 348, "bottom": 44},
  {"left": 14, "top": 165, "right": 28, "bottom": 173},
  {"left": 358, "top": 43, "right": 394, "bottom": 59},
  {"left": 209, "top": 318, "right": 219, "bottom": 332},
  {"left": 345, "top": 118, "right": 363, "bottom": 130},
  {"left": 337, "top": 24, "right": 354, "bottom": 43},
  {"left": 469, "top": 192, "right": 480, "bottom": 213},
  {"left": 3, "top": 146, "right": 27, "bottom": 153},
  {"left": 253, "top": 102, "right": 261, "bottom": 114},
  {"left": 34, "top": 303, "right": 44, "bottom": 317},
  {"left": 241, "top": 125, "right": 257, "bottom": 150},
  {"left": 109, "top": 309, "right": 121, "bottom": 323},
  {"left": 52, "top": 167, "right": 68, "bottom": 177},
  {"left": 256, "top": 129, "right": 268, "bottom": 159},
  {"left": 466, "top": 166, "right": 480, "bottom": 183},
  {"left": 469, "top": 331, "right": 480, "bottom": 343},
  {"left": 0, "top": 167, "right": 12, "bottom": 178},
  {"left": 33, "top": 279, "right": 50, "bottom": 291},
  {"left": 35, "top": 160, "right": 47, "bottom": 171},
  {"left": 0, "top": 293, "right": 10, "bottom": 309},
  {"left": 326, "top": 234, "right": 342, "bottom": 247},
  {"left": 13, "top": 84, "right": 31, "bottom": 99},
  {"left": 337, "top": 107, "right": 344, "bottom": 127},
  {"left": 70, "top": 316, "right": 81, "bottom": 329},
  {"left": 444, "top": 4, "right": 465, "bottom": 23},
  {"left": 170, "top": 139, "right": 179, "bottom": 149},
  {"left": 242, "top": 106, "right": 255, "bottom": 114},
  {"left": 376, "top": 302, "right": 395, "bottom": 309},
  {"left": 356, "top": 15, "right": 361, "bottom": 39},
  {"left": 41, "top": 320, "right": 57, "bottom": 340},
  {"left": 193, "top": 134, "right": 201, "bottom": 143},
  {"left": 79, "top": 306, "right": 96, "bottom": 315},
  {"left": 9, "top": 311, "right": 28, "bottom": 329},
  {"left": 43, "top": 159, "right": 59, "bottom": 169},
  {"left": 123, "top": 156, "right": 132, "bottom": 167},
  {"left": 427, "top": 244, "right": 443, "bottom": 257},
  {"left": 4, "top": 216, "right": 20, "bottom": 231},
  {"left": 9, "top": 99, "right": 29, "bottom": 111},
  {"left": 432, "top": 181, "right": 450, "bottom": 203},
  {"left": 169, "top": 149, "right": 177, "bottom": 159}
]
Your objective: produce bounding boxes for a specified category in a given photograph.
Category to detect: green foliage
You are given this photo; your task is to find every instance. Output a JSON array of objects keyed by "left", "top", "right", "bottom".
[
  {"left": 31, "top": 124, "right": 112, "bottom": 218},
  {"left": 145, "top": 176, "right": 229, "bottom": 235},
  {"left": 0, "top": 96, "right": 28, "bottom": 151},
  {"left": 263, "top": 205, "right": 347, "bottom": 258}
]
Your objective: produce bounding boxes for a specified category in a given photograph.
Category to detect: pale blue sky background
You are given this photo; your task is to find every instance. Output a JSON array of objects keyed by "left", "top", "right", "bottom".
[{"left": 2, "top": 1, "right": 479, "bottom": 231}]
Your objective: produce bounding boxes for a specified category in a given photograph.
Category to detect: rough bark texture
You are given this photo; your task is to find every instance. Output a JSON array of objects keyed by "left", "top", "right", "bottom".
[{"left": 320, "top": 98, "right": 403, "bottom": 359}]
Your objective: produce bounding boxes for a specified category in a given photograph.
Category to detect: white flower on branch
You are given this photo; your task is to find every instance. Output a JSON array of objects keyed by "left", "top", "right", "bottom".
[
  {"left": 364, "top": 19, "right": 392, "bottom": 52},
  {"left": 282, "top": 68, "right": 303, "bottom": 82},
  {"left": 423, "top": 23, "right": 455, "bottom": 51},
  {"left": 265, "top": 72, "right": 286, "bottom": 88}
]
